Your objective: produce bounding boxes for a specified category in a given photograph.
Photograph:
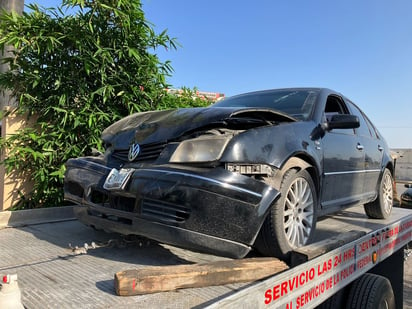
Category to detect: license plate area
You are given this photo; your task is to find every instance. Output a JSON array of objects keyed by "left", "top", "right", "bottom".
[{"left": 103, "top": 168, "right": 134, "bottom": 191}]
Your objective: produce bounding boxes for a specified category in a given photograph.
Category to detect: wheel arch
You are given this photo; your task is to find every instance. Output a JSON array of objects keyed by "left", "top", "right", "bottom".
[
  {"left": 252, "top": 154, "right": 321, "bottom": 248},
  {"left": 254, "top": 162, "right": 319, "bottom": 259},
  {"left": 372, "top": 160, "right": 395, "bottom": 200},
  {"left": 278, "top": 154, "right": 321, "bottom": 198},
  {"left": 253, "top": 154, "right": 320, "bottom": 237},
  {"left": 382, "top": 149, "right": 395, "bottom": 177},
  {"left": 385, "top": 161, "right": 394, "bottom": 177}
]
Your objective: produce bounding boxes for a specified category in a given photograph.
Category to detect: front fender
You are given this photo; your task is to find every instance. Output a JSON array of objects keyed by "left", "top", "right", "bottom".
[{"left": 221, "top": 122, "right": 321, "bottom": 169}]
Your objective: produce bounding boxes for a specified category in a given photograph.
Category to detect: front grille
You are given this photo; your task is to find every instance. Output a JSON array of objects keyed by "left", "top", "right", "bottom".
[
  {"left": 110, "top": 196, "right": 136, "bottom": 212},
  {"left": 111, "top": 142, "right": 167, "bottom": 163},
  {"left": 141, "top": 198, "right": 190, "bottom": 224},
  {"left": 87, "top": 209, "right": 133, "bottom": 225},
  {"left": 89, "top": 189, "right": 136, "bottom": 212},
  {"left": 64, "top": 181, "right": 84, "bottom": 198}
]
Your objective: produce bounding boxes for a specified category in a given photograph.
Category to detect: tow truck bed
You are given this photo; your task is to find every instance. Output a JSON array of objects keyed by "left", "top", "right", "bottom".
[{"left": 0, "top": 205, "right": 411, "bottom": 308}]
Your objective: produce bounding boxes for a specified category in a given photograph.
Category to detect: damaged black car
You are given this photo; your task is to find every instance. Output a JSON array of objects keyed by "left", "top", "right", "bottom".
[{"left": 64, "top": 88, "right": 394, "bottom": 259}]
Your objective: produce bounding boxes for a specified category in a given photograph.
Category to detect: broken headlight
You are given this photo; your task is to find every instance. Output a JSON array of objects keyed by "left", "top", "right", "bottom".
[{"left": 170, "top": 136, "right": 230, "bottom": 163}]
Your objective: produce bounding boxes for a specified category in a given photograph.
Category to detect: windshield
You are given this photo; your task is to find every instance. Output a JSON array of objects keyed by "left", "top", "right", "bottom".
[{"left": 212, "top": 89, "right": 319, "bottom": 120}]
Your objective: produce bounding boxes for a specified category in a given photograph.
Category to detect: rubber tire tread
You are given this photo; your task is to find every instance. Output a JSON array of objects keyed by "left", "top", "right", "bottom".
[
  {"left": 316, "top": 287, "right": 348, "bottom": 309},
  {"left": 346, "top": 273, "right": 395, "bottom": 309}
]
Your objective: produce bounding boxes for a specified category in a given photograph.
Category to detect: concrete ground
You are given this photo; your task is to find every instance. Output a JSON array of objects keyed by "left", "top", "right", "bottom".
[{"left": 0, "top": 218, "right": 240, "bottom": 308}]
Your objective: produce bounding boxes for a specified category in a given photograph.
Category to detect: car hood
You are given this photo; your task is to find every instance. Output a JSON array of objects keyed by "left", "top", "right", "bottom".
[{"left": 102, "top": 107, "right": 296, "bottom": 146}]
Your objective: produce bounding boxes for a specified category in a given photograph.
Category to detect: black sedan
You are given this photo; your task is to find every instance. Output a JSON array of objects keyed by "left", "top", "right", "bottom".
[
  {"left": 64, "top": 88, "right": 394, "bottom": 259},
  {"left": 401, "top": 184, "right": 412, "bottom": 209}
]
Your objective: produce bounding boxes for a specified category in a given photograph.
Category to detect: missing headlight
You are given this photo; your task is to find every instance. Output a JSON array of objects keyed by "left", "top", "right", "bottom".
[{"left": 225, "top": 163, "right": 274, "bottom": 176}]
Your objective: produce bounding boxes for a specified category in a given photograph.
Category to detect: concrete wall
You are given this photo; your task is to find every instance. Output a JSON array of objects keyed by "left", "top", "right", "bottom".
[
  {"left": 0, "top": 107, "right": 35, "bottom": 210},
  {"left": 0, "top": 0, "right": 27, "bottom": 210},
  {"left": 392, "top": 149, "right": 412, "bottom": 182}
]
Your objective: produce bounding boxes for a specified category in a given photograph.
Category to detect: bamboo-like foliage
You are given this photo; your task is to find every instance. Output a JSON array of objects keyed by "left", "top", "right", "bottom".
[{"left": 0, "top": 0, "right": 209, "bottom": 208}]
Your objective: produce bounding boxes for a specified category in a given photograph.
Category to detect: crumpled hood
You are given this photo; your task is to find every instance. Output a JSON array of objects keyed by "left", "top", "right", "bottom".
[{"left": 101, "top": 107, "right": 295, "bottom": 147}]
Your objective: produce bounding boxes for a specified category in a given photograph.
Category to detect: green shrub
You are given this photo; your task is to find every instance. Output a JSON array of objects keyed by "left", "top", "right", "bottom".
[{"left": 0, "top": 0, "right": 209, "bottom": 209}]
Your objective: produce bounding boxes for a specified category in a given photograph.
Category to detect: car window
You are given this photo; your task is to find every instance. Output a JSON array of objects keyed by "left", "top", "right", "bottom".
[
  {"left": 362, "top": 111, "right": 381, "bottom": 139},
  {"left": 346, "top": 101, "right": 374, "bottom": 138},
  {"left": 323, "top": 95, "right": 354, "bottom": 135}
]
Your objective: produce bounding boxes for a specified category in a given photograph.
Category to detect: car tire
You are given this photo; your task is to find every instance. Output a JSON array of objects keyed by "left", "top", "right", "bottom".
[
  {"left": 256, "top": 168, "right": 317, "bottom": 260},
  {"left": 346, "top": 273, "right": 395, "bottom": 309},
  {"left": 364, "top": 168, "right": 393, "bottom": 219}
]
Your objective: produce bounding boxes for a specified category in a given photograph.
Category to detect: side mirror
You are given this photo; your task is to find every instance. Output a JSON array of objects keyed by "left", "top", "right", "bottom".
[
  {"left": 310, "top": 114, "right": 360, "bottom": 140},
  {"left": 405, "top": 183, "right": 412, "bottom": 189},
  {"left": 327, "top": 114, "right": 360, "bottom": 130}
]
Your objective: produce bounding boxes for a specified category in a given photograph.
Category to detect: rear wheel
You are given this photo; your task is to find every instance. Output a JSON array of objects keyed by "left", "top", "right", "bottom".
[
  {"left": 364, "top": 168, "right": 393, "bottom": 219},
  {"left": 256, "top": 168, "right": 317, "bottom": 260},
  {"left": 316, "top": 287, "right": 348, "bottom": 309},
  {"left": 346, "top": 273, "right": 395, "bottom": 309}
]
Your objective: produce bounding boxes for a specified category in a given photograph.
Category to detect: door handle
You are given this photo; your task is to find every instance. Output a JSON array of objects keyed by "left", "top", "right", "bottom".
[
  {"left": 378, "top": 145, "right": 384, "bottom": 151},
  {"left": 356, "top": 143, "right": 364, "bottom": 151}
]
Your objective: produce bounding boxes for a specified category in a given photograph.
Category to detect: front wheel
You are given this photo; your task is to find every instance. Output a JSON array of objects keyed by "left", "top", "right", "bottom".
[
  {"left": 256, "top": 168, "right": 317, "bottom": 260},
  {"left": 364, "top": 168, "right": 393, "bottom": 219}
]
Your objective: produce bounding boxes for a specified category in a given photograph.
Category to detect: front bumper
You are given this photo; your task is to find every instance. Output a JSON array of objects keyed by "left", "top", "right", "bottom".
[{"left": 64, "top": 157, "right": 280, "bottom": 258}]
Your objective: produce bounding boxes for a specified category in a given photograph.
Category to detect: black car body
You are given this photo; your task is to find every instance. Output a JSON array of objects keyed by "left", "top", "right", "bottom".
[
  {"left": 401, "top": 184, "right": 412, "bottom": 209},
  {"left": 64, "top": 88, "right": 394, "bottom": 259}
]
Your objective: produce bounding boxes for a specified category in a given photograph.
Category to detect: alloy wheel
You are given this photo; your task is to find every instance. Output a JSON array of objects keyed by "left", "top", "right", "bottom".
[
  {"left": 382, "top": 173, "right": 393, "bottom": 215},
  {"left": 283, "top": 177, "right": 314, "bottom": 248}
]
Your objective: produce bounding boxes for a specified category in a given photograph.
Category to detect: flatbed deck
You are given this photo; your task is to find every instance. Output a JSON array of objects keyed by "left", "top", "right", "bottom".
[{"left": 0, "top": 205, "right": 411, "bottom": 308}]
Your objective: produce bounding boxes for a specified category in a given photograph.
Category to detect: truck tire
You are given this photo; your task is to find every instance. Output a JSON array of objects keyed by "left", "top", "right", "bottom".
[
  {"left": 317, "top": 287, "right": 348, "bottom": 309},
  {"left": 364, "top": 168, "right": 393, "bottom": 219},
  {"left": 346, "top": 273, "right": 395, "bottom": 309},
  {"left": 255, "top": 168, "right": 317, "bottom": 260}
]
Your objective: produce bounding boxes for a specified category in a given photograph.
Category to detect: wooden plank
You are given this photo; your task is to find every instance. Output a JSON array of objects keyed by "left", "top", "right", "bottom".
[
  {"left": 114, "top": 257, "right": 289, "bottom": 296},
  {"left": 291, "top": 230, "right": 366, "bottom": 267}
]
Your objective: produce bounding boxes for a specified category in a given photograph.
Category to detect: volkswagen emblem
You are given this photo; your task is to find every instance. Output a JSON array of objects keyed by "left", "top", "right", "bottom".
[{"left": 128, "top": 143, "right": 140, "bottom": 161}]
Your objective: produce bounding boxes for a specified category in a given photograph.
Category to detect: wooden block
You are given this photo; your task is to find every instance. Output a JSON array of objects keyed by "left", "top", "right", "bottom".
[
  {"left": 291, "top": 230, "right": 366, "bottom": 267},
  {"left": 114, "top": 257, "right": 289, "bottom": 296}
]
